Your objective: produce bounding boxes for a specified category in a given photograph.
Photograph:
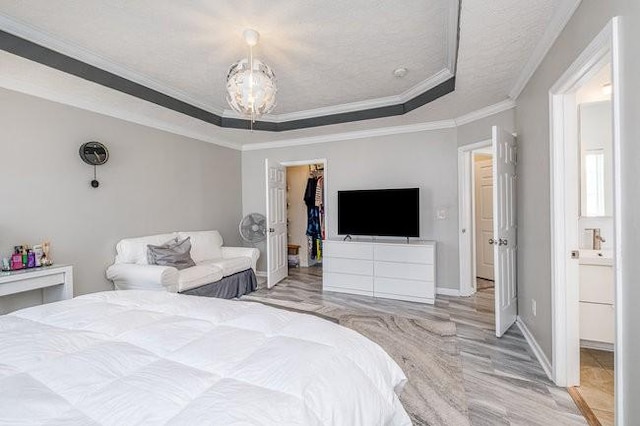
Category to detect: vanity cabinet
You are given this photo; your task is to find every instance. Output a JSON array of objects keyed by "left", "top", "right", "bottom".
[{"left": 579, "top": 264, "right": 615, "bottom": 346}]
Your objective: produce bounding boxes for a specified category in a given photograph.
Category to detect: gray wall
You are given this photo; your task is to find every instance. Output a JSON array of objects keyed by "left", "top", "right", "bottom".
[
  {"left": 514, "top": 0, "right": 614, "bottom": 360},
  {"left": 0, "top": 88, "right": 242, "bottom": 308},
  {"left": 242, "top": 109, "right": 515, "bottom": 291},
  {"left": 457, "top": 108, "right": 516, "bottom": 147}
]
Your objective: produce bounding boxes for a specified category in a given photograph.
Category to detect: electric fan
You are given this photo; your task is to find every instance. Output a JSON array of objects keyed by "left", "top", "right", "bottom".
[{"left": 239, "top": 213, "right": 267, "bottom": 244}]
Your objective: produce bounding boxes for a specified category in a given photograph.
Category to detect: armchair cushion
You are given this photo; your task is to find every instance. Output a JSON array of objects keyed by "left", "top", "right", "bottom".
[
  {"left": 177, "top": 264, "right": 223, "bottom": 292},
  {"left": 200, "top": 257, "right": 252, "bottom": 277},
  {"left": 178, "top": 231, "right": 223, "bottom": 263}
]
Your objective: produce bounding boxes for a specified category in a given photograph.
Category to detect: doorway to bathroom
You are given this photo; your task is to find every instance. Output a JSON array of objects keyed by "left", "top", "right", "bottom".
[{"left": 549, "top": 20, "right": 621, "bottom": 425}]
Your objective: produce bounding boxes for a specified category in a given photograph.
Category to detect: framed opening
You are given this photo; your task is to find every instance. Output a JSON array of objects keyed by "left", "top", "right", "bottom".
[{"left": 549, "top": 17, "right": 622, "bottom": 421}]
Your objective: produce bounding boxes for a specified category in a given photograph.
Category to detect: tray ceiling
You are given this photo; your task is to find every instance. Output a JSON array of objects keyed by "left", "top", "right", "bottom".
[{"left": 0, "top": 0, "right": 460, "bottom": 129}]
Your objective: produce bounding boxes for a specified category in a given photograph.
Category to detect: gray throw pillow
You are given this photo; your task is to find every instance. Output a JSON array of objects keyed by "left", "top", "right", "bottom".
[{"left": 147, "top": 237, "right": 196, "bottom": 270}]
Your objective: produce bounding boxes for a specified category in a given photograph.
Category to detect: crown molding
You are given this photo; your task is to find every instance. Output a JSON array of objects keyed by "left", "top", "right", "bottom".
[
  {"left": 242, "top": 99, "right": 516, "bottom": 151},
  {"left": 454, "top": 98, "right": 516, "bottom": 126},
  {"left": 508, "top": 0, "right": 582, "bottom": 99},
  {"left": 241, "top": 120, "right": 457, "bottom": 151}
]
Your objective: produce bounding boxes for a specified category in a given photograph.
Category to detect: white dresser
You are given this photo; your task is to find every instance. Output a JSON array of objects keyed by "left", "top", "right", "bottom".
[{"left": 323, "top": 239, "right": 436, "bottom": 304}]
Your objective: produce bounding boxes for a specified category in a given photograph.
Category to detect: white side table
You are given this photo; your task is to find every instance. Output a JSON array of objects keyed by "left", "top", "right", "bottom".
[{"left": 0, "top": 265, "right": 73, "bottom": 312}]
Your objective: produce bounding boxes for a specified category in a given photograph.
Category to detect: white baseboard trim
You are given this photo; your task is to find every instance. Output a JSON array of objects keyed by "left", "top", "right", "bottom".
[
  {"left": 516, "top": 316, "right": 553, "bottom": 381},
  {"left": 436, "top": 287, "right": 461, "bottom": 297},
  {"left": 580, "top": 339, "right": 614, "bottom": 352},
  {"left": 255, "top": 271, "right": 267, "bottom": 278}
]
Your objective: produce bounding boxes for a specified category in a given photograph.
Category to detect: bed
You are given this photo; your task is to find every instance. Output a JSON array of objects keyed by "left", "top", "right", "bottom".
[{"left": 0, "top": 290, "right": 410, "bottom": 425}]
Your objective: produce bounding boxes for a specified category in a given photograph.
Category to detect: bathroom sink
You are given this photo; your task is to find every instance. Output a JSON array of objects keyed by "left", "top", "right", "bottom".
[{"left": 579, "top": 249, "right": 613, "bottom": 266}]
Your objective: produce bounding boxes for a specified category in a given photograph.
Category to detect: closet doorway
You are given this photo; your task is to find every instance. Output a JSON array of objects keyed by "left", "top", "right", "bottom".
[
  {"left": 285, "top": 162, "right": 325, "bottom": 271},
  {"left": 265, "top": 159, "right": 327, "bottom": 288}
]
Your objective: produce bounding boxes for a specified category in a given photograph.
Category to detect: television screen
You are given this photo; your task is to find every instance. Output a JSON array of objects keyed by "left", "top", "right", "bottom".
[{"left": 338, "top": 188, "right": 419, "bottom": 237}]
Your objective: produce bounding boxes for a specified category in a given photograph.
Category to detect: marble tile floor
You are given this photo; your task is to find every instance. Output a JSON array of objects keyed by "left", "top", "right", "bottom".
[
  {"left": 249, "top": 267, "right": 586, "bottom": 425},
  {"left": 574, "top": 348, "right": 615, "bottom": 426}
]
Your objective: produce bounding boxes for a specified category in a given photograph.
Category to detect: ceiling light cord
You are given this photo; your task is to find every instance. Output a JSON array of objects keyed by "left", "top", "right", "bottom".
[{"left": 249, "top": 43, "right": 255, "bottom": 130}]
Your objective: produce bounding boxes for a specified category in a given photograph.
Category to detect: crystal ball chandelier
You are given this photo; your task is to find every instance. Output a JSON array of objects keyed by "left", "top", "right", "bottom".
[{"left": 226, "top": 29, "right": 277, "bottom": 123}]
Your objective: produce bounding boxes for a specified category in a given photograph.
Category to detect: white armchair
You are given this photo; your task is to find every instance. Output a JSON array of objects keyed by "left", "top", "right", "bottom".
[{"left": 106, "top": 230, "right": 259, "bottom": 294}]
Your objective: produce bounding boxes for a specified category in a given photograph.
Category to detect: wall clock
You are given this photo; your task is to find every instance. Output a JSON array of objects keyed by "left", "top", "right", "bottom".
[
  {"left": 79, "top": 141, "right": 109, "bottom": 166},
  {"left": 79, "top": 141, "right": 109, "bottom": 188}
]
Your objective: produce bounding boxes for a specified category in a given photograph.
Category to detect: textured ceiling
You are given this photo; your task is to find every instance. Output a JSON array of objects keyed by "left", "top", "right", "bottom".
[
  {"left": 0, "top": 0, "right": 568, "bottom": 147},
  {"left": 0, "top": 0, "right": 457, "bottom": 117}
]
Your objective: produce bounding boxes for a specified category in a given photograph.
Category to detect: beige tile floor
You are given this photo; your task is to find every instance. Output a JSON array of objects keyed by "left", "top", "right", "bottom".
[{"left": 577, "top": 348, "right": 615, "bottom": 426}]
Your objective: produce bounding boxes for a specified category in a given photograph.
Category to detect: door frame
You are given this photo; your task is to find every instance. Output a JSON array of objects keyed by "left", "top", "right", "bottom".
[
  {"left": 549, "top": 19, "right": 622, "bottom": 414},
  {"left": 458, "top": 139, "right": 492, "bottom": 297},
  {"left": 265, "top": 158, "right": 328, "bottom": 272}
]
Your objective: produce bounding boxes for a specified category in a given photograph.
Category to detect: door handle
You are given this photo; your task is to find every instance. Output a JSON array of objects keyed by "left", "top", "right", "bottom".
[
  {"left": 268, "top": 228, "right": 275, "bottom": 233},
  {"left": 499, "top": 238, "right": 508, "bottom": 246},
  {"left": 488, "top": 238, "right": 497, "bottom": 245}
]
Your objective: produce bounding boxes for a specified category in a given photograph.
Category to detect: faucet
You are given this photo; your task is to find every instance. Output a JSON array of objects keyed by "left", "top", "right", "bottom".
[{"left": 588, "top": 228, "right": 606, "bottom": 250}]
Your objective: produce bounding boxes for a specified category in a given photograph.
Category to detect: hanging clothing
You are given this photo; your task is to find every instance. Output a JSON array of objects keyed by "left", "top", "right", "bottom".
[
  {"left": 304, "top": 174, "right": 323, "bottom": 261},
  {"left": 306, "top": 206, "right": 321, "bottom": 238},
  {"left": 304, "top": 178, "right": 317, "bottom": 208},
  {"left": 315, "top": 176, "right": 324, "bottom": 207}
]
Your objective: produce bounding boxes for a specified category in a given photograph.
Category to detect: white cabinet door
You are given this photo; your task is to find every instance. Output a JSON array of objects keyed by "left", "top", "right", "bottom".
[
  {"left": 493, "top": 126, "right": 518, "bottom": 337},
  {"left": 266, "top": 159, "right": 287, "bottom": 288}
]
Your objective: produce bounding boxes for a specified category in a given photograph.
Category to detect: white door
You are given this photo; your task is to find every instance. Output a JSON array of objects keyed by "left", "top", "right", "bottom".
[
  {"left": 475, "top": 157, "right": 495, "bottom": 280},
  {"left": 266, "top": 159, "right": 287, "bottom": 288},
  {"left": 493, "top": 126, "right": 518, "bottom": 337}
]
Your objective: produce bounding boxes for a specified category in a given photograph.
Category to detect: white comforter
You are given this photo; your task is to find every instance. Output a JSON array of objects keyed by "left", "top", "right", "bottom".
[{"left": 0, "top": 291, "right": 410, "bottom": 425}]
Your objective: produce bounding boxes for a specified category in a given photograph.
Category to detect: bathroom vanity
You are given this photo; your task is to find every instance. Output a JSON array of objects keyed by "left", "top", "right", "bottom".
[{"left": 579, "top": 250, "right": 614, "bottom": 349}]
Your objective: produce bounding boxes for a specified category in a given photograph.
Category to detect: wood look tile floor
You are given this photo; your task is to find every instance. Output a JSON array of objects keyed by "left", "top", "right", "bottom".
[
  {"left": 575, "top": 348, "right": 615, "bottom": 426},
  {"left": 251, "top": 267, "right": 587, "bottom": 425}
]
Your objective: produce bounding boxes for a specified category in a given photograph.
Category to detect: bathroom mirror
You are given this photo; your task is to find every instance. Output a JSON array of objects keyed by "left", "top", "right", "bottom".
[{"left": 579, "top": 100, "right": 613, "bottom": 217}]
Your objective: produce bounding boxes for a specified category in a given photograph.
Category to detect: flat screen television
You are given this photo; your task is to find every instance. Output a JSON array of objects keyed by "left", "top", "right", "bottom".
[{"left": 338, "top": 188, "right": 419, "bottom": 238}]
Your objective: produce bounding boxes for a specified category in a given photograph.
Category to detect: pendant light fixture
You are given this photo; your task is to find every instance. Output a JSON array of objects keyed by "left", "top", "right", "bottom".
[{"left": 226, "top": 29, "right": 277, "bottom": 125}]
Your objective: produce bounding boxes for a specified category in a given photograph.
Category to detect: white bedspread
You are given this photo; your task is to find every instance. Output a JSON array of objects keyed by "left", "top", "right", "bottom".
[{"left": 0, "top": 291, "right": 410, "bottom": 425}]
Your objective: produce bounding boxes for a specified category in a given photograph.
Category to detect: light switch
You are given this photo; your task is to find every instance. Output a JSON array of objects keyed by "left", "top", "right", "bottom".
[{"left": 436, "top": 208, "right": 448, "bottom": 220}]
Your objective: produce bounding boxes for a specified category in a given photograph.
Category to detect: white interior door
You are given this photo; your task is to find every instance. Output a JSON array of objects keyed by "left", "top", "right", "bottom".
[
  {"left": 493, "top": 126, "right": 518, "bottom": 337},
  {"left": 475, "top": 157, "right": 495, "bottom": 280},
  {"left": 266, "top": 159, "right": 287, "bottom": 288}
]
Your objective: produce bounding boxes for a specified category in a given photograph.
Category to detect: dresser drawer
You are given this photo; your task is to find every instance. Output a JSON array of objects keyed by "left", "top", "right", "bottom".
[
  {"left": 374, "top": 261, "right": 434, "bottom": 281},
  {"left": 374, "top": 277, "right": 433, "bottom": 299},
  {"left": 374, "top": 244, "right": 434, "bottom": 264},
  {"left": 324, "top": 242, "right": 373, "bottom": 260},
  {"left": 323, "top": 273, "right": 373, "bottom": 294},
  {"left": 324, "top": 257, "right": 373, "bottom": 276}
]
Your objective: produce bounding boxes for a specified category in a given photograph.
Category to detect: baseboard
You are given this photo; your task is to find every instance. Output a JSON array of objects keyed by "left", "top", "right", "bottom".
[
  {"left": 516, "top": 316, "right": 553, "bottom": 381},
  {"left": 436, "top": 287, "right": 461, "bottom": 296},
  {"left": 255, "top": 271, "right": 267, "bottom": 278},
  {"left": 580, "top": 339, "right": 614, "bottom": 352}
]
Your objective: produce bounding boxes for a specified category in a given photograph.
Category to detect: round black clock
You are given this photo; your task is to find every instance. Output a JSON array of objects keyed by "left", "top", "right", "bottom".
[{"left": 79, "top": 141, "right": 109, "bottom": 166}]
